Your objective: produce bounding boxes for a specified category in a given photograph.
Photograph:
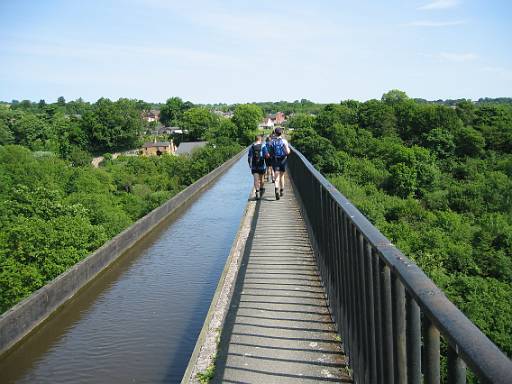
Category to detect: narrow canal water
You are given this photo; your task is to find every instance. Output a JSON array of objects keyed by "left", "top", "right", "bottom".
[{"left": 0, "top": 156, "right": 252, "bottom": 384}]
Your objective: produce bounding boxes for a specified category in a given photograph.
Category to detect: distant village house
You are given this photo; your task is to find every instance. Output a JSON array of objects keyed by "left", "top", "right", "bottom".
[
  {"left": 260, "top": 117, "right": 275, "bottom": 129},
  {"left": 158, "top": 126, "right": 183, "bottom": 135},
  {"left": 213, "top": 110, "right": 234, "bottom": 119},
  {"left": 142, "top": 140, "right": 176, "bottom": 156},
  {"left": 259, "top": 111, "right": 286, "bottom": 129},
  {"left": 273, "top": 112, "right": 286, "bottom": 125},
  {"left": 143, "top": 110, "right": 160, "bottom": 123}
]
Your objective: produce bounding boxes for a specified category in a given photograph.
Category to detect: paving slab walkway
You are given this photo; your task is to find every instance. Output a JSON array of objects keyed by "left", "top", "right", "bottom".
[{"left": 213, "top": 181, "right": 352, "bottom": 383}]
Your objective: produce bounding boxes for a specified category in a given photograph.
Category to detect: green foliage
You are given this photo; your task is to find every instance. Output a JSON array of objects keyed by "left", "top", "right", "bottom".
[
  {"left": 447, "top": 275, "right": 512, "bottom": 356},
  {"left": 381, "top": 89, "right": 409, "bottom": 106},
  {"left": 81, "top": 98, "right": 144, "bottom": 152},
  {"left": 292, "top": 90, "right": 512, "bottom": 357},
  {"left": 205, "top": 118, "right": 238, "bottom": 145},
  {"left": 286, "top": 113, "right": 315, "bottom": 131},
  {"left": 423, "top": 127, "right": 455, "bottom": 158},
  {"left": 181, "top": 107, "right": 219, "bottom": 140},
  {"left": 159, "top": 96, "right": 193, "bottom": 126},
  {"left": 197, "top": 363, "right": 216, "bottom": 383},
  {"left": 357, "top": 99, "right": 397, "bottom": 137},
  {"left": 205, "top": 99, "right": 325, "bottom": 115},
  {"left": 291, "top": 128, "right": 340, "bottom": 174},
  {"left": 455, "top": 126, "right": 485, "bottom": 157},
  {"left": 232, "top": 104, "right": 263, "bottom": 145},
  {"left": 0, "top": 120, "right": 14, "bottom": 145}
]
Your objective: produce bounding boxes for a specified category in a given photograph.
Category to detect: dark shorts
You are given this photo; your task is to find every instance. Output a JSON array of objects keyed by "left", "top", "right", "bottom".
[
  {"left": 265, "top": 158, "right": 272, "bottom": 167},
  {"left": 251, "top": 168, "right": 265, "bottom": 175},
  {"left": 272, "top": 156, "right": 288, "bottom": 172}
]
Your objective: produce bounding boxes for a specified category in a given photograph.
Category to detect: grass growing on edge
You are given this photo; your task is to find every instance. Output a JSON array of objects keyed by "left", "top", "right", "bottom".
[
  {"left": 196, "top": 328, "right": 222, "bottom": 383},
  {"left": 197, "top": 361, "right": 216, "bottom": 384}
]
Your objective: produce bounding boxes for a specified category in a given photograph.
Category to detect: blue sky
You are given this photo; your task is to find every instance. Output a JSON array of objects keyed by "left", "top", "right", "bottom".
[{"left": 0, "top": 0, "right": 511, "bottom": 104}]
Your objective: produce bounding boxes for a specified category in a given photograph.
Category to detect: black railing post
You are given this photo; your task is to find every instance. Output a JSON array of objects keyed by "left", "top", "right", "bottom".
[
  {"left": 382, "top": 264, "right": 395, "bottom": 384},
  {"left": 365, "top": 242, "right": 377, "bottom": 383},
  {"left": 372, "top": 251, "right": 384, "bottom": 382},
  {"left": 358, "top": 232, "right": 370, "bottom": 383},
  {"left": 351, "top": 223, "right": 362, "bottom": 381},
  {"left": 406, "top": 293, "right": 422, "bottom": 384},
  {"left": 393, "top": 276, "right": 407, "bottom": 384},
  {"left": 341, "top": 213, "right": 354, "bottom": 360},
  {"left": 447, "top": 344, "right": 466, "bottom": 384},
  {"left": 424, "top": 317, "right": 441, "bottom": 384}
]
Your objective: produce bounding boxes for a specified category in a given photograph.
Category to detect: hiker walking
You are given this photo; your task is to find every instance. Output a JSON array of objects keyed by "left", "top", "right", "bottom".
[
  {"left": 264, "top": 136, "right": 274, "bottom": 183},
  {"left": 270, "top": 127, "right": 291, "bottom": 200},
  {"left": 248, "top": 134, "right": 269, "bottom": 200}
]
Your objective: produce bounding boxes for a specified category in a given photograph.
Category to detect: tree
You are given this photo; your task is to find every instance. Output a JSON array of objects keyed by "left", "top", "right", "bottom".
[
  {"left": 455, "top": 127, "right": 485, "bottom": 157},
  {"left": 181, "top": 107, "right": 218, "bottom": 140},
  {"left": 315, "top": 104, "right": 357, "bottom": 133},
  {"left": 357, "top": 99, "right": 397, "bottom": 137},
  {"left": 456, "top": 100, "right": 476, "bottom": 126},
  {"left": 11, "top": 113, "right": 49, "bottom": 148},
  {"left": 205, "top": 119, "right": 239, "bottom": 145},
  {"left": 65, "top": 98, "right": 91, "bottom": 116},
  {"left": 0, "top": 120, "right": 14, "bottom": 145},
  {"left": 160, "top": 97, "right": 186, "bottom": 126},
  {"left": 292, "top": 128, "right": 340, "bottom": 173},
  {"left": 473, "top": 105, "right": 512, "bottom": 152},
  {"left": 387, "top": 163, "right": 418, "bottom": 197},
  {"left": 410, "top": 104, "right": 463, "bottom": 141},
  {"left": 422, "top": 127, "right": 455, "bottom": 158},
  {"left": 57, "top": 96, "right": 66, "bottom": 106},
  {"left": 82, "top": 98, "right": 144, "bottom": 152},
  {"left": 287, "top": 113, "right": 315, "bottom": 131},
  {"left": 232, "top": 104, "right": 263, "bottom": 144},
  {"left": 381, "top": 89, "right": 409, "bottom": 106}
]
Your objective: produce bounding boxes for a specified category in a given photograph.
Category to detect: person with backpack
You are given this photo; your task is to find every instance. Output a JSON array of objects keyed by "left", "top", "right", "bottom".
[
  {"left": 264, "top": 136, "right": 274, "bottom": 183},
  {"left": 270, "top": 127, "right": 291, "bottom": 200},
  {"left": 248, "top": 134, "right": 269, "bottom": 200}
]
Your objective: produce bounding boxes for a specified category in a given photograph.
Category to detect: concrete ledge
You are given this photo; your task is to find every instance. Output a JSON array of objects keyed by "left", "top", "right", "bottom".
[
  {"left": 181, "top": 192, "right": 256, "bottom": 383},
  {"left": 0, "top": 149, "right": 246, "bottom": 356}
]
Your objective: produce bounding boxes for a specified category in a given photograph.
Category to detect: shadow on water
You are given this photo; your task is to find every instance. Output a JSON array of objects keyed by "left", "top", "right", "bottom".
[{"left": 161, "top": 270, "right": 221, "bottom": 382}]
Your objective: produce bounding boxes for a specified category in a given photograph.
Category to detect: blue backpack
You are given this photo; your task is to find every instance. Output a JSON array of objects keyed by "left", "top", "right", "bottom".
[{"left": 272, "top": 138, "right": 286, "bottom": 157}]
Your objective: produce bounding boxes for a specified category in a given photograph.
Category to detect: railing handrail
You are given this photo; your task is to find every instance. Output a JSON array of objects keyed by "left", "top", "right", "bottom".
[{"left": 289, "top": 145, "right": 512, "bottom": 383}]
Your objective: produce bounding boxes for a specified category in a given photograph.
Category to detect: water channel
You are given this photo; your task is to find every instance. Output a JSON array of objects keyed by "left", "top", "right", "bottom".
[{"left": 0, "top": 156, "right": 252, "bottom": 384}]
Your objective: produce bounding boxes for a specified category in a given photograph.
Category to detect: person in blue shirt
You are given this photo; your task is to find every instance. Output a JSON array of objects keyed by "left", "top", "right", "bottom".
[
  {"left": 270, "top": 128, "right": 291, "bottom": 200},
  {"left": 248, "top": 134, "right": 269, "bottom": 200}
]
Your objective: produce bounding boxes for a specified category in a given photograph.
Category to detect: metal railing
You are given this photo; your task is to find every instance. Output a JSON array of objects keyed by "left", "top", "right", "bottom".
[{"left": 288, "top": 147, "right": 512, "bottom": 384}]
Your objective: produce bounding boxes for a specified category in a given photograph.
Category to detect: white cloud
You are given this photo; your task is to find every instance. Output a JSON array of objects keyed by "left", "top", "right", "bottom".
[
  {"left": 439, "top": 52, "right": 478, "bottom": 62},
  {"left": 1, "top": 38, "right": 241, "bottom": 68},
  {"left": 418, "top": 0, "right": 460, "bottom": 11},
  {"left": 405, "top": 19, "right": 467, "bottom": 27},
  {"left": 480, "top": 66, "right": 512, "bottom": 78},
  {"left": 419, "top": 52, "right": 478, "bottom": 62},
  {"left": 134, "top": 0, "right": 343, "bottom": 46}
]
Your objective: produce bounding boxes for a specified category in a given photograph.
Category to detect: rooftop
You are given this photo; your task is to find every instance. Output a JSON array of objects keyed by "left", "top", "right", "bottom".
[
  {"left": 175, "top": 141, "right": 208, "bottom": 155},
  {"left": 142, "top": 141, "right": 171, "bottom": 148}
]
